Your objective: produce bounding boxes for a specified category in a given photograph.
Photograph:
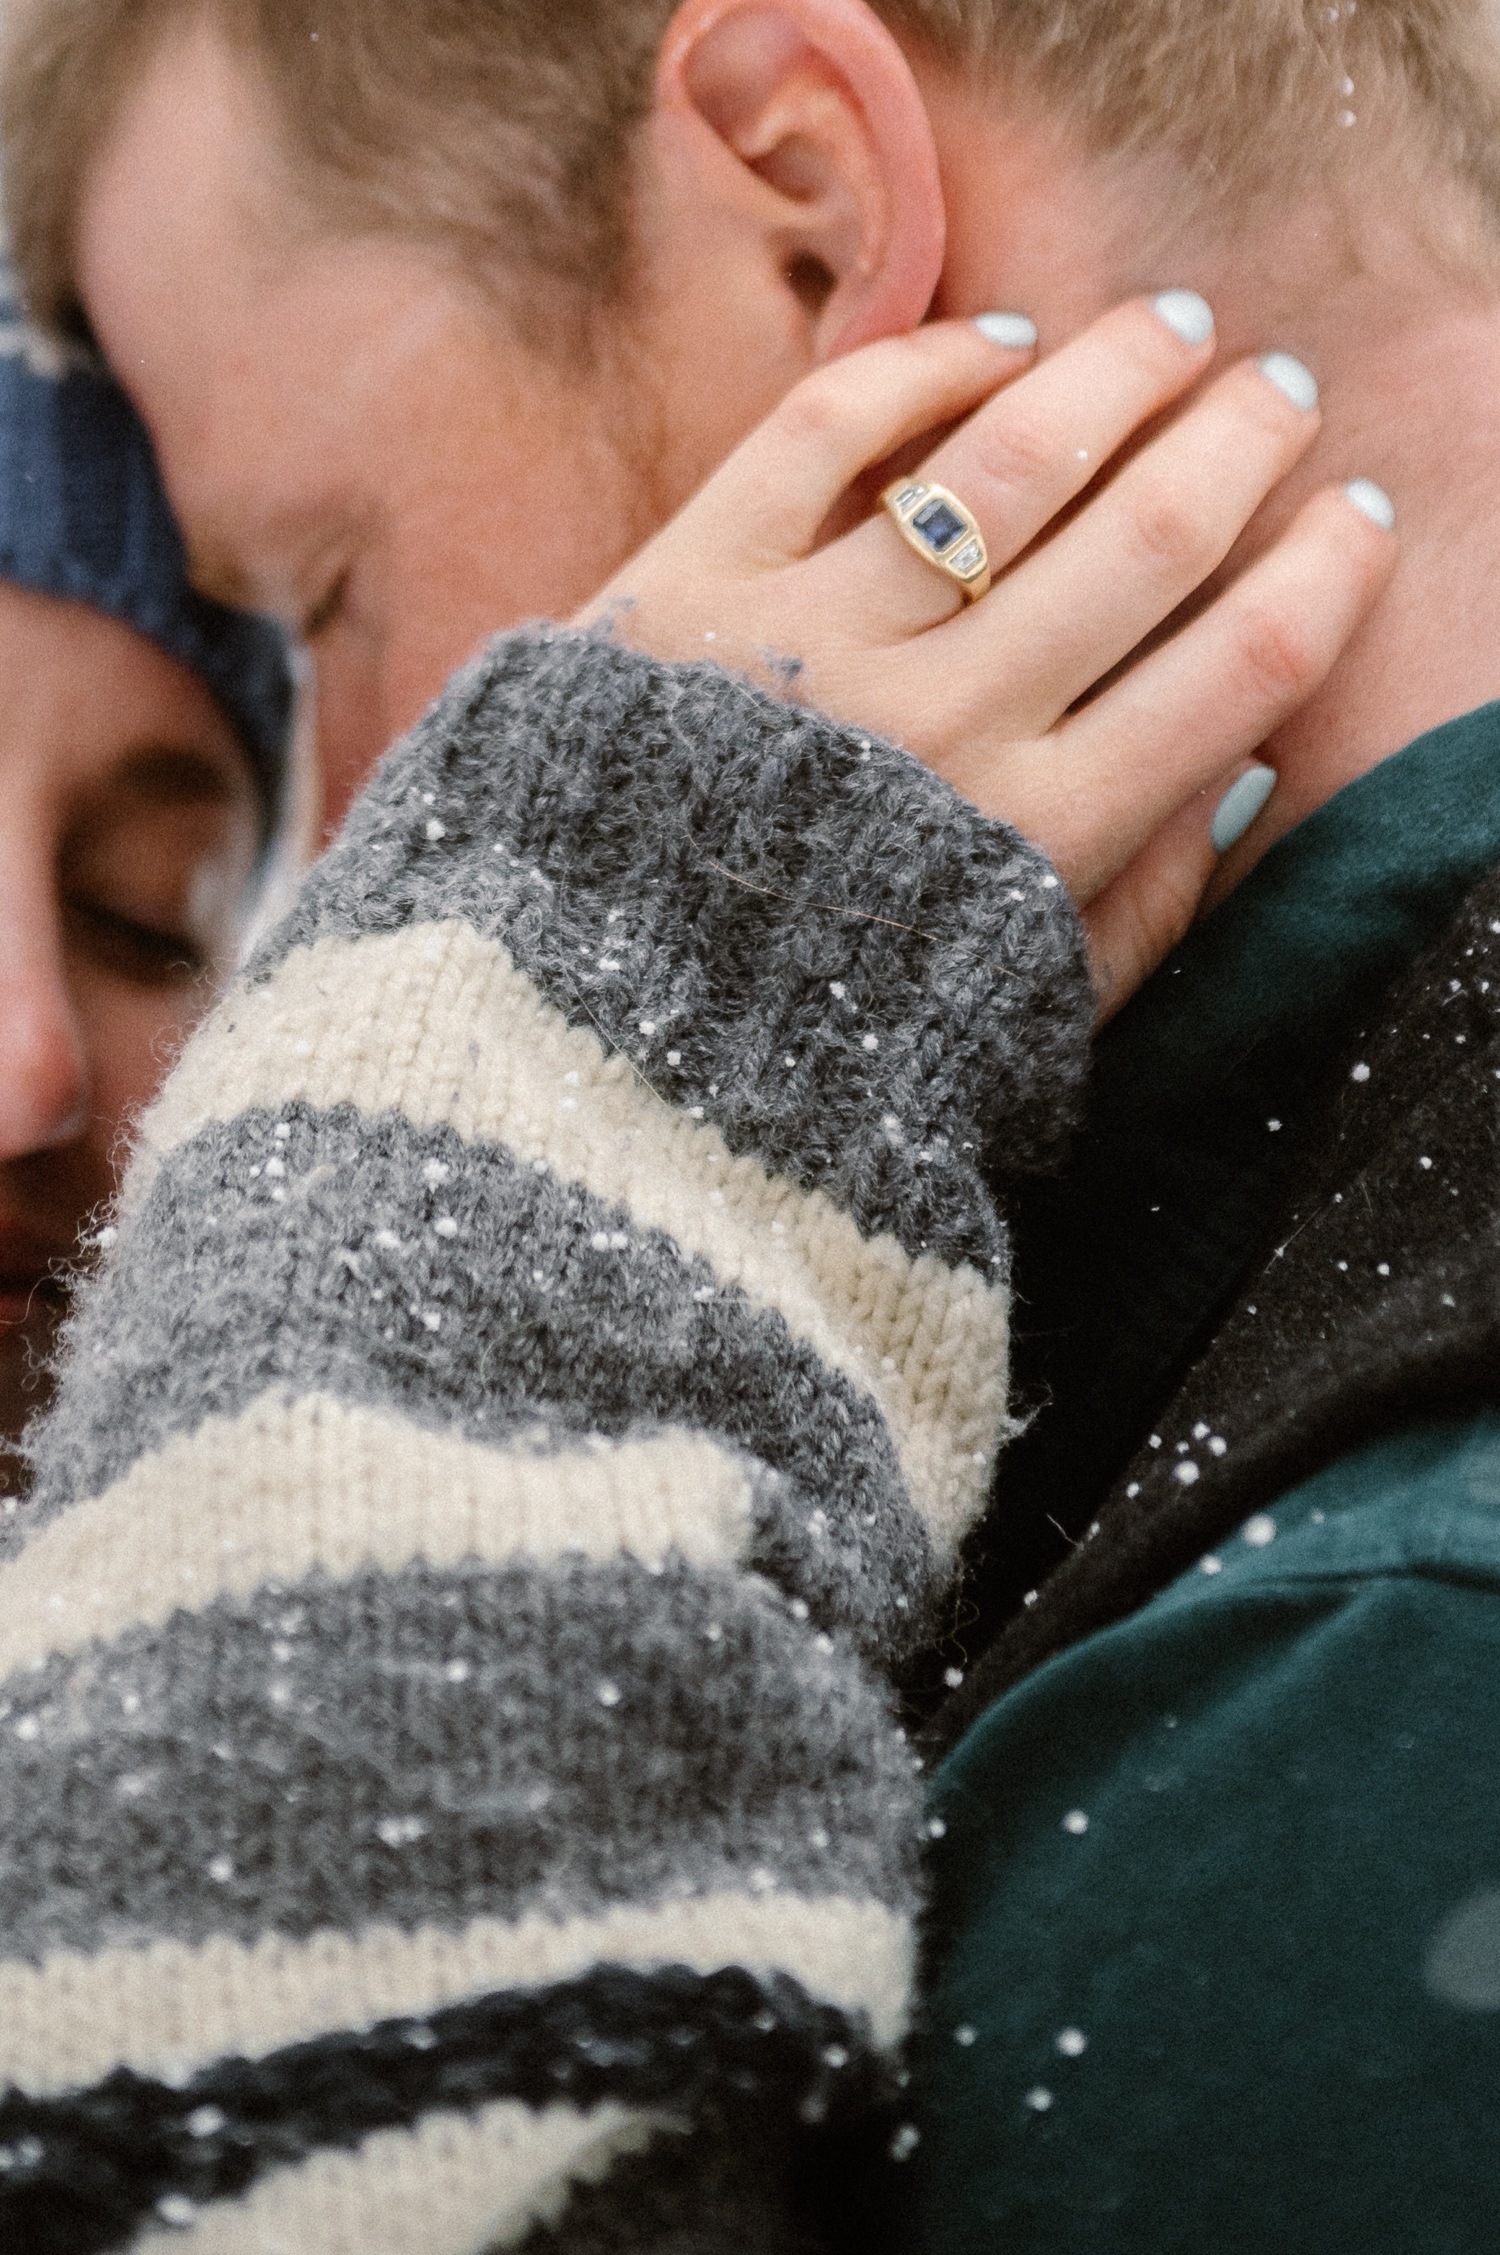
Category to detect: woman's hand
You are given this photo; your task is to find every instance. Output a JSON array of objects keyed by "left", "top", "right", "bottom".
[{"left": 574, "top": 295, "right": 1395, "bottom": 1018}]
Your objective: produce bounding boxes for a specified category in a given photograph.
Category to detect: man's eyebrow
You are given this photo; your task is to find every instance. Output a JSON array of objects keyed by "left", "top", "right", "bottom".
[
  {"left": 187, "top": 542, "right": 257, "bottom": 612},
  {"left": 113, "top": 747, "right": 244, "bottom": 805}
]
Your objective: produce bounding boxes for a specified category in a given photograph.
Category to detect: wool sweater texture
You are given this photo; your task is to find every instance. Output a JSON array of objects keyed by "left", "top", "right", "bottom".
[{"left": 0, "top": 627, "right": 1090, "bottom": 2253}]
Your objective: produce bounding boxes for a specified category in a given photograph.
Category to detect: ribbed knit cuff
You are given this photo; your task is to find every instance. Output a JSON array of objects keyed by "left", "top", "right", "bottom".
[{"left": 273, "top": 624, "right": 1094, "bottom": 1270}]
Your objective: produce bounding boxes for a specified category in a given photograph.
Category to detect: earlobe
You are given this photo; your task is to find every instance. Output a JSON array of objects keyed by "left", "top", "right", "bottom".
[{"left": 657, "top": 0, "right": 946, "bottom": 358}]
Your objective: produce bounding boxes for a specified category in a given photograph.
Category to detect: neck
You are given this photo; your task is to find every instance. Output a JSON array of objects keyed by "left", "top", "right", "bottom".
[
  {"left": 927, "top": 81, "right": 1500, "bottom": 878},
  {"left": 1199, "top": 243, "right": 1500, "bottom": 871}
]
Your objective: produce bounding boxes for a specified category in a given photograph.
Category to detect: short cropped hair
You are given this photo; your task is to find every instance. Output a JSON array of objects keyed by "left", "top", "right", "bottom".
[{"left": 6, "top": 0, "right": 1500, "bottom": 340}]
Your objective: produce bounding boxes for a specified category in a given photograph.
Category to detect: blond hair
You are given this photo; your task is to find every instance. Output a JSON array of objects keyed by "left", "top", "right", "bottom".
[{"left": 6, "top": 0, "right": 1500, "bottom": 336}]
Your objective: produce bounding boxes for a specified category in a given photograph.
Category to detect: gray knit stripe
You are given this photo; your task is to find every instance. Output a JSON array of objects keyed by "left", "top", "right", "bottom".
[
  {"left": 0, "top": 1555, "right": 917, "bottom": 1967},
  {"left": 27, "top": 1108, "right": 936, "bottom": 1653},
  {"left": 254, "top": 628, "right": 1092, "bottom": 1269}
]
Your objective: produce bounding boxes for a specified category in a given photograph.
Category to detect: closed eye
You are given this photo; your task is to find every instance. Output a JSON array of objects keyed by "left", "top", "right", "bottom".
[{"left": 64, "top": 897, "right": 208, "bottom": 987}]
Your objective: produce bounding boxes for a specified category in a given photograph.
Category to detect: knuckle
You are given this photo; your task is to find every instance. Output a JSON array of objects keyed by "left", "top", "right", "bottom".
[
  {"left": 774, "top": 370, "right": 849, "bottom": 447},
  {"left": 965, "top": 411, "right": 1063, "bottom": 503},
  {"left": 1123, "top": 488, "right": 1217, "bottom": 579},
  {"left": 1232, "top": 602, "right": 1323, "bottom": 703}
]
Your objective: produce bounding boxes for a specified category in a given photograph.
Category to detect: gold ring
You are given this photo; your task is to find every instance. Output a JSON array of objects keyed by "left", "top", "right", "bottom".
[{"left": 882, "top": 478, "right": 991, "bottom": 602}]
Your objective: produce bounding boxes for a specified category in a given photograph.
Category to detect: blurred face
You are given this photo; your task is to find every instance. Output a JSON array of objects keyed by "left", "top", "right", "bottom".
[
  {"left": 0, "top": 582, "right": 258, "bottom": 1484},
  {"left": 77, "top": 17, "right": 803, "bottom": 832}
]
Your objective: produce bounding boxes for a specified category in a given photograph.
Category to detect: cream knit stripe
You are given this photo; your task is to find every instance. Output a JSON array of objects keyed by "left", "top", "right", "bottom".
[
  {"left": 0, "top": 1892, "right": 912, "bottom": 2098},
  {"left": 130, "top": 923, "right": 1009, "bottom": 1548},
  {"left": 130, "top": 2100, "right": 674, "bottom": 2255},
  {"left": 0, "top": 1393, "right": 754, "bottom": 1679}
]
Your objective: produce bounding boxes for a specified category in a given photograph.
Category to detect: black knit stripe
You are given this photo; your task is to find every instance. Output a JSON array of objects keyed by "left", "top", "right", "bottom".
[
  {"left": 509, "top": 2111, "right": 838, "bottom": 2255},
  {"left": 28, "top": 1106, "right": 936, "bottom": 1653},
  {"left": 933, "top": 880, "right": 1500, "bottom": 1753},
  {"left": 253, "top": 630, "right": 1088, "bottom": 1266},
  {"left": 0, "top": 1555, "right": 917, "bottom": 1965},
  {"left": 0, "top": 1962, "right": 885, "bottom": 2255}
]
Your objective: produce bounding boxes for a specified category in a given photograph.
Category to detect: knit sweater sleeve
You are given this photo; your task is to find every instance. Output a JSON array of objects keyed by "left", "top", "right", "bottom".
[{"left": 0, "top": 628, "right": 1090, "bottom": 2253}]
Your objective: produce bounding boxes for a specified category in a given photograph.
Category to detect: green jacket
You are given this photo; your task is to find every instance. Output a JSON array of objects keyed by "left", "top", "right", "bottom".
[{"left": 905, "top": 704, "right": 1500, "bottom": 2254}]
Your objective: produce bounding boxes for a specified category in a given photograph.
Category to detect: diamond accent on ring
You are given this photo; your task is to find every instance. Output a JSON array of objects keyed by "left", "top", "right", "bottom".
[{"left": 948, "top": 540, "right": 984, "bottom": 576}]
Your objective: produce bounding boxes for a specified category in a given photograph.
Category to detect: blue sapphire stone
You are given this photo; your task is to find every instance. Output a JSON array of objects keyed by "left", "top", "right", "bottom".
[{"left": 911, "top": 496, "right": 967, "bottom": 553}]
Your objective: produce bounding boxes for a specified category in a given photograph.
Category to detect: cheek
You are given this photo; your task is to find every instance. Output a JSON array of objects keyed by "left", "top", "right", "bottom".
[
  {"left": 315, "top": 636, "right": 399, "bottom": 837},
  {"left": 386, "top": 448, "right": 654, "bottom": 704},
  {"left": 74, "top": 970, "right": 214, "bottom": 1158}
]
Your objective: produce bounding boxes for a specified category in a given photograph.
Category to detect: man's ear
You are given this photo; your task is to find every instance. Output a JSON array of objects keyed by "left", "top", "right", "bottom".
[{"left": 653, "top": 0, "right": 945, "bottom": 359}]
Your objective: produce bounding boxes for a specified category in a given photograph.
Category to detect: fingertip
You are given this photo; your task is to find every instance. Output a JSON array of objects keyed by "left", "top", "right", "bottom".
[
  {"left": 1211, "top": 762, "right": 1278, "bottom": 854},
  {"left": 1151, "top": 290, "right": 1216, "bottom": 349},
  {"left": 1343, "top": 477, "right": 1396, "bottom": 532},
  {"left": 972, "top": 311, "right": 1039, "bottom": 352},
  {"left": 1257, "top": 352, "right": 1320, "bottom": 414}
]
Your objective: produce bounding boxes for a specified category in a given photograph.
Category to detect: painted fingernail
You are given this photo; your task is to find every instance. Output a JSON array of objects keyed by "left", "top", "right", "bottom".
[
  {"left": 1258, "top": 352, "right": 1319, "bottom": 411},
  {"left": 1152, "top": 290, "right": 1215, "bottom": 347},
  {"left": 1344, "top": 477, "right": 1395, "bottom": 530},
  {"left": 973, "top": 311, "right": 1038, "bottom": 349},
  {"left": 1211, "top": 764, "right": 1277, "bottom": 853}
]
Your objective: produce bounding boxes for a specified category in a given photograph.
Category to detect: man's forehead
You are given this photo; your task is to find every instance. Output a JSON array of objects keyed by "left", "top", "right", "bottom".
[
  {"left": 80, "top": 47, "right": 285, "bottom": 407},
  {"left": 81, "top": 169, "right": 353, "bottom": 617},
  {"left": 81, "top": 27, "right": 265, "bottom": 294},
  {"left": 79, "top": 37, "right": 524, "bottom": 613}
]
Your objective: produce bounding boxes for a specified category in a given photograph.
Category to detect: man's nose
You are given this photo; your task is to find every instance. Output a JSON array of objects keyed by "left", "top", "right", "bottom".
[{"left": 0, "top": 901, "right": 88, "bottom": 1161}]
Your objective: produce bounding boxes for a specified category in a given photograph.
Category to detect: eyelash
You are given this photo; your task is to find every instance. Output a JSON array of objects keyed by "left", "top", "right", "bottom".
[{"left": 65, "top": 898, "right": 208, "bottom": 987}]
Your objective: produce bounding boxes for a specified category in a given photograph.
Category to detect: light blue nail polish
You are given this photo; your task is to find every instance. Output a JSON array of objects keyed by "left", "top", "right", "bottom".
[
  {"left": 1152, "top": 290, "right": 1215, "bottom": 346},
  {"left": 1344, "top": 477, "right": 1395, "bottom": 530},
  {"left": 1212, "top": 763, "right": 1277, "bottom": 853},
  {"left": 1258, "top": 352, "right": 1319, "bottom": 411},
  {"left": 973, "top": 311, "right": 1038, "bottom": 349}
]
